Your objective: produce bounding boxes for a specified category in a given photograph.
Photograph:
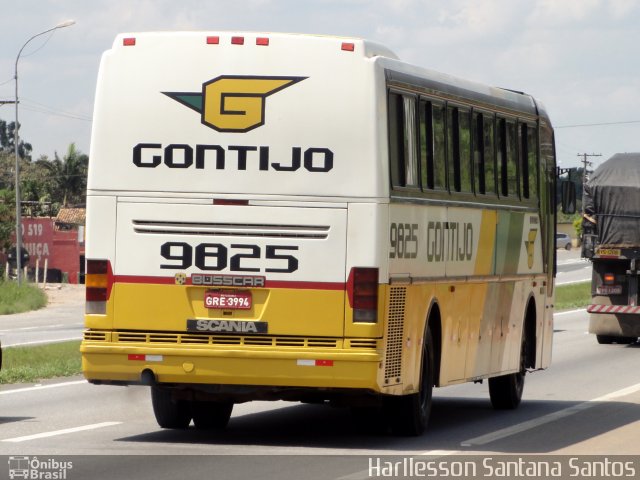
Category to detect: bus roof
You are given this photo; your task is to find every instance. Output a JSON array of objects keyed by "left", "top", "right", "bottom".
[{"left": 111, "top": 31, "right": 399, "bottom": 60}]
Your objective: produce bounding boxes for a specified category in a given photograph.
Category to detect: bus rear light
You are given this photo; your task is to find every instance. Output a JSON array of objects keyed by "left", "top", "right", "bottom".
[
  {"left": 231, "top": 36, "right": 245, "bottom": 45},
  {"left": 206, "top": 36, "right": 220, "bottom": 44},
  {"left": 347, "top": 267, "right": 378, "bottom": 323},
  {"left": 86, "top": 260, "right": 113, "bottom": 314},
  {"left": 604, "top": 273, "right": 615, "bottom": 285},
  {"left": 123, "top": 37, "right": 136, "bottom": 46},
  {"left": 341, "top": 42, "right": 355, "bottom": 52},
  {"left": 256, "top": 37, "right": 269, "bottom": 46}
]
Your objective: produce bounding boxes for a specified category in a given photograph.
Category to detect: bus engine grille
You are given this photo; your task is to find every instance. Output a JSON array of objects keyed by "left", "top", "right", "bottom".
[
  {"left": 384, "top": 287, "right": 406, "bottom": 382},
  {"left": 83, "top": 330, "right": 380, "bottom": 350},
  {"left": 132, "top": 220, "right": 329, "bottom": 239}
]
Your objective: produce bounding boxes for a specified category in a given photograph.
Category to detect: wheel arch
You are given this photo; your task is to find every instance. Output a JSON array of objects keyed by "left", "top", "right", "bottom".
[
  {"left": 524, "top": 294, "right": 537, "bottom": 369},
  {"left": 425, "top": 300, "right": 442, "bottom": 387}
]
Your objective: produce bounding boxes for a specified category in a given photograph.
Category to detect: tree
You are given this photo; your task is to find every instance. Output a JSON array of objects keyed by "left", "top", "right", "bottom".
[
  {"left": 0, "top": 188, "right": 15, "bottom": 251},
  {"left": 0, "top": 119, "right": 33, "bottom": 160},
  {"left": 40, "top": 143, "right": 88, "bottom": 207}
]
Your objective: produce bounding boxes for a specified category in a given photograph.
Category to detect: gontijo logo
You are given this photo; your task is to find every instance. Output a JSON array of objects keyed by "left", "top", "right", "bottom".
[{"left": 163, "top": 75, "right": 306, "bottom": 132}]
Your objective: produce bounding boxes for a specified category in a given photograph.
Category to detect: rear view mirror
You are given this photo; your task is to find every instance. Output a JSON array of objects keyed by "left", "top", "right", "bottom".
[{"left": 561, "top": 181, "right": 576, "bottom": 214}]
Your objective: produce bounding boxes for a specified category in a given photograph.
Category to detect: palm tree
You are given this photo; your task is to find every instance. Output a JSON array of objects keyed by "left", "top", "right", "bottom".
[{"left": 41, "top": 143, "right": 88, "bottom": 207}]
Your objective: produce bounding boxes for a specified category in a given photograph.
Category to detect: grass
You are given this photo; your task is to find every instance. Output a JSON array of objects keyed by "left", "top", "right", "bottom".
[
  {"left": 555, "top": 281, "right": 591, "bottom": 311},
  {"left": 0, "top": 341, "right": 82, "bottom": 384},
  {"left": 0, "top": 280, "right": 48, "bottom": 315}
]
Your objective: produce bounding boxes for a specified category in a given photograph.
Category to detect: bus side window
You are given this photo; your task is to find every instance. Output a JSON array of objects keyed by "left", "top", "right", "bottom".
[
  {"left": 527, "top": 124, "right": 538, "bottom": 199},
  {"left": 506, "top": 120, "right": 518, "bottom": 197},
  {"left": 473, "top": 112, "right": 485, "bottom": 194},
  {"left": 447, "top": 106, "right": 460, "bottom": 192},
  {"left": 420, "top": 100, "right": 446, "bottom": 190},
  {"left": 459, "top": 109, "right": 472, "bottom": 193},
  {"left": 518, "top": 123, "right": 531, "bottom": 199},
  {"left": 433, "top": 103, "right": 446, "bottom": 190},
  {"left": 498, "top": 118, "right": 518, "bottom": 198},
  {"left": 388, "top": 92, "right": 418, "bottom": 188},
  {"left": 483, "top": 113, "right": 496, "bottom": 195},
  {"left": 497, "top": 118, "right": 506, "bottom": 196}
]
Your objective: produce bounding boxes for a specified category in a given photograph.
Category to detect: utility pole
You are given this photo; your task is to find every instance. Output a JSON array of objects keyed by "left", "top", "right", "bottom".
[
  {"left": 577, "top": 153, "right": 601, "bottom": 214},
  {"left": 577, "top": 153, "right": 600, "bottom": 185}
]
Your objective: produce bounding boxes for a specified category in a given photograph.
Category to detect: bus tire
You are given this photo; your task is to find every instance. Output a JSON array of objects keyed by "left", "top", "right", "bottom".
[
  {"left": 151, "top": 386, "right": 192, "bottom": 429},
  {"left": 191, "top": 401, "right": 234, "bottom": 430},
  {"left": 388, "top": 326, "right": 434, "bottom": 436},
  {"left": 489, "top": 333, "right": 526, "bottom": 410},
  {"left": 596, "top": 335, "right": 614, "bottom": 344}
]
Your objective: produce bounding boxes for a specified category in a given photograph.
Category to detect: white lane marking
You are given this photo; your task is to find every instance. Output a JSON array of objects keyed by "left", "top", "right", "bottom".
[
  {"left": 554, "top": 308, "right": 587, "bottom": 316},
  {"left": 4, "top": 336, "right": 82, "bottom": 348},
  {"left": 460, "top": 382, "right": 640, "bottom": 447},
  {"left": 0, "top": 324, "right": 65, "bottom": 333},
  {"left": 556, "top": 279, "right": 591, "bottom": 286},
  {"left": 0, "top": 380, "right": 87, "bottom": 396},
  {"left": 2, "top": 422, "right": 122, "bottom": 443}
]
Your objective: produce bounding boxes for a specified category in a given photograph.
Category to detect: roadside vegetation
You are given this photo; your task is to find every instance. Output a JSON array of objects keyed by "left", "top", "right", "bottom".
[
  {"left": 0, "top": 341, "right": 81, "bottom": 384},
  {"left": 0, "top": 280, "right": 47, "bottom": 315},
  {"left": 555, "top": 281, "right": 591, "bottom": 311}
]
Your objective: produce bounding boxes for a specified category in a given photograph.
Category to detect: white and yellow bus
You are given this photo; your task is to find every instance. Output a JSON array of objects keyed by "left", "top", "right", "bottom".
[{"left": 82, "top": 32, "right": 560, "bottom": 435}]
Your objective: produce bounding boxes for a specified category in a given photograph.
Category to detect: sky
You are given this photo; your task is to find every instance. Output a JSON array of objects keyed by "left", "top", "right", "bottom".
[{"left": 1, "top": 0, "right": 639, "bottom": 170}]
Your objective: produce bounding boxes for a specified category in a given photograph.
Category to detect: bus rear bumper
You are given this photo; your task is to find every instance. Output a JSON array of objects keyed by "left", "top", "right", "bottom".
[{"left": 81, "top": 338, "right": 383, "bottom": 394}]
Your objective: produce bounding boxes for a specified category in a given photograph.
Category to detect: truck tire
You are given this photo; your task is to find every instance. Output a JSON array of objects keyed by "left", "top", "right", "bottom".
[
  {"left": 191, "top": 401, "right": 233, "bottom": 430},
  {"left": 597, "top": 335, "right": 636, "bottom": 344},
  {"left": 387, "top": 326, "right": 434, "bottom": 436},
  {"left": 151, "top": 386, "right": 192, "bottom": 429}
]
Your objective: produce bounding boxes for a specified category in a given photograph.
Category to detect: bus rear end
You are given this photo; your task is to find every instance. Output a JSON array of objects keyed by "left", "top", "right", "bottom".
[{"left": 81, "top": 32, "right": 394, "bottom": 428}]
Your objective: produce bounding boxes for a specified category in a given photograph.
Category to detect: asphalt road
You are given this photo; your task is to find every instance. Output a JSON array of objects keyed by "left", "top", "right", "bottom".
[
  {"left": 556, "top": 247, "right": 591, "bottom": 285},
  {"left": 1, "top": 308, "right": 639, "bottom": 479},
  {"left": 0, "top": 295, "right": 83, "bottom": 347}
]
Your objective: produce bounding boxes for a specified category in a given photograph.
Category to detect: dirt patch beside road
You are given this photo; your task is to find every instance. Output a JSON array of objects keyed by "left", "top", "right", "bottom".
[{"left": 44, "top": 283, "right": 85, "bottom": 307}]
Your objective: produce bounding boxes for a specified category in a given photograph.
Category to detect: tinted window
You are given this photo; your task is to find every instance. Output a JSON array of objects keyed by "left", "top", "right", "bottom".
[
  {"left": 420, "top": 100, "right": 446, "bottom": 190},
  {"left": 388, "top": 92, "right": 418, "bottom": 188},
  {"left": 459, "top": 109, "right": 472, "bottom": 193}
]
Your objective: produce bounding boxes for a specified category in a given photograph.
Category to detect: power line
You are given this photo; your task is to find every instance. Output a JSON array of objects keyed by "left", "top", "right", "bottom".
[
  {"left": 556, "top": 120, "right": 640, "bottom": 129},
  {"left": 20, "top": 97, "right": 92, "bottom": 122}
]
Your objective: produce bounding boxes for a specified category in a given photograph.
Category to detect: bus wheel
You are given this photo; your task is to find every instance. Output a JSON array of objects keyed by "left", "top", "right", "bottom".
[
  {"left": 151, "top": 386, "right": 192, "bottom": 429},
  {"left": 489, "top": 335, "right": 526, "bottom": 410},
  {"left": 388, "top": 326, "right": 434, "bottom": 436},
  {"left": 596, "top": 335, "right": 614, "bottom": 344},
  {"left": 191, "top": 401, "right": 233, "bottom": 430}
]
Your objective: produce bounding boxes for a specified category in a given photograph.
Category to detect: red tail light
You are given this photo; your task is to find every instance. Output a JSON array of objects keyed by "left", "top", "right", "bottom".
[
  {"left": 347, "top": 267, "right": 378, "bottom": 323},
  {"left": 604, "top": 273, "right": 615, "bottom": 285},
  {"left": 86, "top": 260, "right": 113, "bottom": 314}
]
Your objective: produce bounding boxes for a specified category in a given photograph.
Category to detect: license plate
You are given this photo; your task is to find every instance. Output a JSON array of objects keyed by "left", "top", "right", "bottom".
[
  {"left": 597, "top": 248, "right": 621, "bottom": 257},
  {"left": 204, "top": 290, "right": 252, "bottom": 310},
  {"left": 596, "top": 285, "right": 622, "bottom": 295}
]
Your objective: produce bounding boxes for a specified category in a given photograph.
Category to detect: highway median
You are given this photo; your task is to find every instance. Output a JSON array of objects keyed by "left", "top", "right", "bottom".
[{"left": 0, "top": 340, "right": 81, "bottom": 384}]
